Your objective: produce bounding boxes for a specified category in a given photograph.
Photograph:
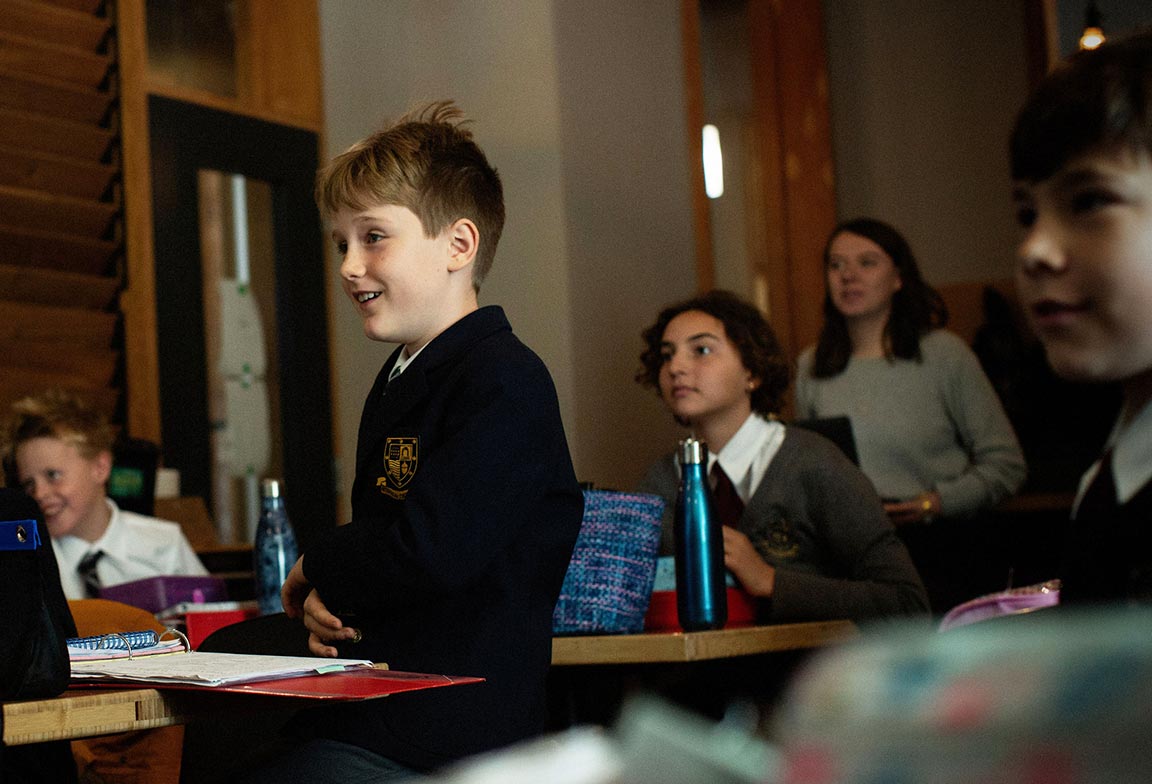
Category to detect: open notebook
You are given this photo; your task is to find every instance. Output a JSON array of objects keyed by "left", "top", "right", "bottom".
[{"left": 70, "top": 650, "right": 373, "bottom": 687}]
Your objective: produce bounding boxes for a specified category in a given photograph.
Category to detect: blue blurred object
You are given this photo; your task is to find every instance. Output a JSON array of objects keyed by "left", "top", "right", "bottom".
[{"left": 774, "top": 607, "right": 1152, "bottom": 783}]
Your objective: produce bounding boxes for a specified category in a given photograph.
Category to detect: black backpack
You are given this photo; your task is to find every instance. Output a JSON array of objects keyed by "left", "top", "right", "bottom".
[
  {"left": 0, "top": 487, "right": 76, "bottom": 700},
  {"left": 0, "top": 487, "right": 79, "bottom": 782}
]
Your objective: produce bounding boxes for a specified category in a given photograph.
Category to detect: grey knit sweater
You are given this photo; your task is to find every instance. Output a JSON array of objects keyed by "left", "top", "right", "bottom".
[{"left": 796, "top": 330, "right": 1026, "bottom": 518}]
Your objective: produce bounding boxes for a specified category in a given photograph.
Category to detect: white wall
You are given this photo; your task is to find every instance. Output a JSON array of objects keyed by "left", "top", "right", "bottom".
[
  {"left": 319, "top": 1, "right": 694, "bottom": 514},
  {"left": 823, "top": 0, "right": 1031, "bottom": 286},
  {"left": 549, "top": 2, "right": 697, "bottom": 488}
]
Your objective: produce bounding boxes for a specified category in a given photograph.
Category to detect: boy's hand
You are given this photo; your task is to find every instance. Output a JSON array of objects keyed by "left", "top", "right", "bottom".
[
  {"left": 884, "top": 491, "right": 941, "bottom": 527},
  {"left": 280, "top": 556, "right": 311, "bottom": 618},
  {"left": 301, "top": 589, "right": 360, "bottom": 658},
  {"left": 280, "top": 556, "right": 361, "bottom": 657},
  {"left": 722, "top": 526, "right": 776, "bottom": 598}
]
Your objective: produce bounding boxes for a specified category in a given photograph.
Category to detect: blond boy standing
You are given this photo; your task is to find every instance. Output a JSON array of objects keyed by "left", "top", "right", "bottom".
[{"left": 240, "top": 103, "right": 583, "bottom": 782}]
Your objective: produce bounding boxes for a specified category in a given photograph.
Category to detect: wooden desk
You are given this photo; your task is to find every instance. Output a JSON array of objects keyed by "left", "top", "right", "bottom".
[
  {"left": 2, "top": 668, "right": 472, "bottom": 747},
  {"left": 5, "top": 628, "right": 854, "bottom": 745},
  {"left": 2, "top": 688, "right": 195, "bottom": 746},
  {"left": 551, "top": 620, "right": 858, "bottom": 666}
]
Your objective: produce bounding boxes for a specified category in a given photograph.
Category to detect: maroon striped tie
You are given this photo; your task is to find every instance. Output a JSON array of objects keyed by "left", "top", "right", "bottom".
[{"left": 710, "top": 463, "right": 744, "bottom": 528}]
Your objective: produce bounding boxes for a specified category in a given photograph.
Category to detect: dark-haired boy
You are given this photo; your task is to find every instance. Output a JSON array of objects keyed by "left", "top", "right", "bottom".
[
  {"left": 1010, "top": 31, "right": 1152, "bottom": 605},
  {"left": 254, "top": 102, "right": 583, "bottom": 781}
]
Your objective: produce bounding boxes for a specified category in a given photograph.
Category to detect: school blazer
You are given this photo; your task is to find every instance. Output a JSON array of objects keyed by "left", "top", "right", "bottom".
[{"left": 299, "top": 306, "right": 584, "bottom": 769}]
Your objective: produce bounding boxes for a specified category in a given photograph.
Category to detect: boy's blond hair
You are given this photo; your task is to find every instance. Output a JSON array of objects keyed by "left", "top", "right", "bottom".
[
  {"left": 316, "top": 101, "right": 505, "bottom": 291},
  {"left": 2, "top": 389, "right": 114, "bottom": 466}
]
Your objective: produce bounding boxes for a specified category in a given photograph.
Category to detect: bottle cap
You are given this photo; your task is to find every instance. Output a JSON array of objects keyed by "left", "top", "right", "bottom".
[
  {"left": 261, "top": 478, "right": 283, "bottom": 498},
  {"left": 679, "top": 438, "right": 708, "bottom": 465}
]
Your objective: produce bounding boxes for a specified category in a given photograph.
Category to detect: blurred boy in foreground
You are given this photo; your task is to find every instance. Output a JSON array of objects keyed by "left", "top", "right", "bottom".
[{"left": 1011, "top": 31, "right": 1152, "bottom": 604}]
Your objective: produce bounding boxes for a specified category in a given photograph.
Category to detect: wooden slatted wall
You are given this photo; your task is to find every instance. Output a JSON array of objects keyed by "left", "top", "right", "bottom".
[{"left": 0, "top": 0, "right": 122, "bottom": 421}]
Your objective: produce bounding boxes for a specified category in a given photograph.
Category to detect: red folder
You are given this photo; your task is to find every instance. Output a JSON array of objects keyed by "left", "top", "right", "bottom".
[
  {"left": 73, "top": 669, "right": 484, "bottom": 701},
  {"left": 210, "top": 668, "right": 484, "bottom": 700}
]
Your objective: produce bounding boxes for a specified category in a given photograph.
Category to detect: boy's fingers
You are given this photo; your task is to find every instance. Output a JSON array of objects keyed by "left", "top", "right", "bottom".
[
  {"left": 301, "top": 589, "right": 361, "bottom": 646},
  {"left": 302, "top": 589, "right": 343, "bottom": 629},
  {"left": 303, "top": 612, "right": 357, "bottom": 640},
  {"left": 281, "top": 559, "right": 311, "bottom": 616},
  {"left": 307, "top": 633, "right": 339, "bottom": 658}
]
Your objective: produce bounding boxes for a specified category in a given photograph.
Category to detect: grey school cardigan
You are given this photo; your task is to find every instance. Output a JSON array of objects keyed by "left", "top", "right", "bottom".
[{"left": 639, "top": 426, "right": 929, "bottom": 622}]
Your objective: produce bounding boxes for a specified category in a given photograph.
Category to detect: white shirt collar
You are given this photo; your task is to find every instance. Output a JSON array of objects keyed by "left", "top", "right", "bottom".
[
  {"left": 1077, "top": 398, "right": 1152, "bottom": 507},
  {"left": 388, "top": 343, "right": 429, "bottom": 382},
  {"left": 708, "top": 413, "right": 786, "bottom": 502}
]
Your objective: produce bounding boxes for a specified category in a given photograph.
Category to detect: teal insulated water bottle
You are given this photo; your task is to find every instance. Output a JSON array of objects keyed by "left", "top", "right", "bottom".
[
  {"left": 674, "top": 438, "right": 727, "bottom": 631},
  {"left": 254, "top": 478, "right": 299, "bottom": 616}
]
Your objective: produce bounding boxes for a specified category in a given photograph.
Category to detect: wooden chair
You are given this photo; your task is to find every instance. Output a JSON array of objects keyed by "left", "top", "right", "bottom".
[{"left": 67, "top": 599, "right": 182, "bottom": 784}]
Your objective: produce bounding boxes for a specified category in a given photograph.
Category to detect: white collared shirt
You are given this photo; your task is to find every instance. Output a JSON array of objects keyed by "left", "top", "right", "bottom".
[
  {"left": 53, "top": 499, "right": 208, "bottom": 600},
  {"left": 706, "top": 414, "right": 786, "bottom": 503},
  {"left": 388, "top": 343, "right": 429, "bottom": 382},
  {"left": 1074, "top": 398, "right": 1152, "bottom": 516}
]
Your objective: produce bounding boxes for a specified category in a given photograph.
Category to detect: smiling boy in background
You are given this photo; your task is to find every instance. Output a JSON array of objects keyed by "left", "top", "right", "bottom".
[{"left": 2, "top": 390, "right": 207, "bottom": 599}]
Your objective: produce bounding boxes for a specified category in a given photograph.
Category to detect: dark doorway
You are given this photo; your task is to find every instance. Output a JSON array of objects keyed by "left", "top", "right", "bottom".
[{"left": 149, "top": 95, "right": 335, "bottom": 552}]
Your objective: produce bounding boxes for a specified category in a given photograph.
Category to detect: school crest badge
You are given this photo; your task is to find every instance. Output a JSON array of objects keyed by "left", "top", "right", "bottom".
[
  {"left": 764, "top": 516, "right": 800, "bottom": 560},
  {"left": 376, "top": 437, "right": 418, "bottom": 500},
  {"left": 753, "top": 507, "right": 800, "bottom": 561}
]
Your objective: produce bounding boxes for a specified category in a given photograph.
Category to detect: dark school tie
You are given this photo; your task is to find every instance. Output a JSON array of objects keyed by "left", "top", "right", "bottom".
[
  {"left": 77, "top": 550, "right": 104, "bottom": 598},
  {"left": 1064, "top": 451, "right": 1124, "bottom": 604},
  {"left": 383, "top": 359, "right": 403, "bottom": 398},
  {"left": 1076, "top": 451, "right": 1117, "bottom": 524},
  {"left": 710, "top": 463, "right": 745, "bottom": 528}
]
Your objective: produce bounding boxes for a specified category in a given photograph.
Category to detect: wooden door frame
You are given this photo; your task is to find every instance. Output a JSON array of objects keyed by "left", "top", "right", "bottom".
[{"left": 681, "top": 0, "right": 836, "bottom": 365}]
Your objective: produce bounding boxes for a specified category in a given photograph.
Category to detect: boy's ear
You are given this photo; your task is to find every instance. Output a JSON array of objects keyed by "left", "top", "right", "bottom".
[
  {"left": 446, "top": 218, "right": 479, "bottom": 273},
  {"left": 91, "top": 449, "right": 113, "bottom": 485}
]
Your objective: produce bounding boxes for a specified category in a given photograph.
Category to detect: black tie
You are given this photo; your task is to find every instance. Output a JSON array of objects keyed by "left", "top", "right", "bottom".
[
  {"left": 383, "top": 360, "right": 403, "bottom": 398},
  {"left": 1076, "top": 452, "right": 1117, "bottom": 523},
  {"left": 710, "top": 463, "right": 745, "bottom": 528},
  {"left": 78, "top": 550, "right": 104, "bottom": 598}
]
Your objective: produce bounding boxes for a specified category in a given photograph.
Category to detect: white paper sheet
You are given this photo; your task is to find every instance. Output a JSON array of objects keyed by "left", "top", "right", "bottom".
[{"left": 70, "top": 651, "right": 373, "bottom": 687}]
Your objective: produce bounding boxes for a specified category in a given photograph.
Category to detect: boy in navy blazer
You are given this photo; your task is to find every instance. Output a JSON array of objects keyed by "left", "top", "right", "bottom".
[{"left": 262, "top": 102, "right": 583, "bottom": 781}]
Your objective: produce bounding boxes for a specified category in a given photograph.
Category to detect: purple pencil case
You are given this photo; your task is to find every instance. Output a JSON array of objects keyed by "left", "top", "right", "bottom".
[
  {"left": 100, "top": 575, "right": 228, "bottom": 614},
  {"left": 939, "top": 579, "right": 1061, "bottom": 632}
]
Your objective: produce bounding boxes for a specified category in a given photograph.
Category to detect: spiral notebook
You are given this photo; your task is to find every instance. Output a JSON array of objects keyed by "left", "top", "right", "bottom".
[{"left": 67, "top": 629, "right": 191, "bottom": 662}]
